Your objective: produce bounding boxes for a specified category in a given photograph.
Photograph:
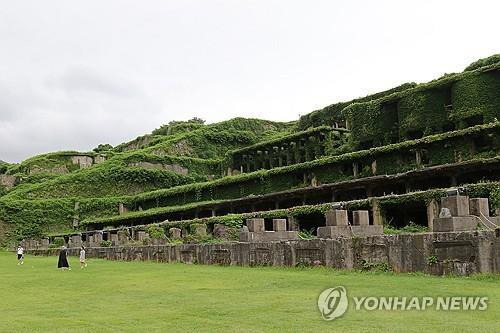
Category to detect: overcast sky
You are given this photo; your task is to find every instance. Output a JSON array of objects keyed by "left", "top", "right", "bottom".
[{"left": 0, "top": 1, "right": 499, "bottom": 163}]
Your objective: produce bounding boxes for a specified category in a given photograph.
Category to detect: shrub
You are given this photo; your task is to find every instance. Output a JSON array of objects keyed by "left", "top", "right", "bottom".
[
  {"left": 100, "top": 240, "right": 112, "bottom": 247},
  {"left": 145, "top": 225, "right": 165, "bottom": 239}
]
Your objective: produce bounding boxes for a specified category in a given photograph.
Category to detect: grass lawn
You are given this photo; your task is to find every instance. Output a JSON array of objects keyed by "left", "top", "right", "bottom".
[{"left": 0, "top": 252, "right": 498, "bottom": 333}]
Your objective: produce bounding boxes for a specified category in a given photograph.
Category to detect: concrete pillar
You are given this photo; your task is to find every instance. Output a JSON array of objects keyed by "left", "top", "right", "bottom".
[
  {"left": 192, "top": 224, "right": 207, "bottom": 236},
  {"left": 119, "top": 203, "right": 128, "bottom": 215},
  {"left": 469, "top": 198, "right": 489, "bottom": 217},
  {"left": 441, "top": 195, "right": 469, "bottom": 217},
  {"left": 415, "top": 150, "right": 422, "bottom": 168},
  {"left": 371, "top": 160, "right": 377, "bottom": 175},
  {"left": 372, "top": 199, "right": 384, "bottom": 226},
  {"left": 169, "top": 228, "right": 182, "bottom": 239},
  {"left": 211, "top": 208, "right": 216, "bottom": 217},
  {"left": 353, "top": 162, "right": 359, "bottom": 177},
  {"left": 272, "top": 219, "right": 287, "bottom": 231},
  {"left": 287, "top": 216, "right": 299, "bottom": 231},
  {"left": 325, "top": 209, "right": 348, "bottom": 226},
  {"left": 427, "top": 199, "right": 441, "bottom": 230},
  {"left": 352, "top": 210, "right": 370, "bottom": 226},
  {"left": 137, "top": 231, "right": 148, "bottom": 241},
  {"left": 246, "top": 218, "right": 265, "bottom": 232}
]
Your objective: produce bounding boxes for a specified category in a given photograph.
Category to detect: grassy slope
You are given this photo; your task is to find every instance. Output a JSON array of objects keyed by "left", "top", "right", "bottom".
[
  {"left": 1, "top": 252, "right": 498, "bottom": 333},
  {"left": 2, "top": 118, "right": 295, "bottom": 200}
]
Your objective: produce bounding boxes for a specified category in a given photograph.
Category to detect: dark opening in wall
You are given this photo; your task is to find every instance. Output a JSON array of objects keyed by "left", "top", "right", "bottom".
[
  {"left": 442, "top": 122, "right": 456, "bottom": 132},
  {"left": 340, "top": 163, "right": 351, "bottom": 176},
  {"left": 353, "top": 163, "right": 362, "bottom": 176},
  {"left": 198, "top": 209, "right": 213, "bottom": 218},
  {"left": 216, "top": 208, "right": 231, "bottom": 216},
  {"left": 232, "top": 204, "right": 253, "bottom": 214},
  {"left": 264, "top": 218, "right": 273, "bottom": 231},
  {"left": 407, "top": 130, "right": 424, "bottom": 140},
  {"left": 304, "top": 190, "right": 333, "bottom": 205},
  {"left": 409, "top": 176, "right": 451, "bottom": 191},
  {"left": 464, "top": 115, "right": 484, "bottom": 127},
  {"left": 264, "top": 157, "right": 271, "bottom": 170},
  {"left": 81, "top": 234, "right": 87, "bottom": 242},
  {"left": 335, "top": 188, "right": 366, "bottom": 201},
  {"left": 167, "top": 212, "right": 185, "bottom": 221},
  {"left": 384, "top": 201, "right": 428, "bottom": 228},
  {"left": 281, "top": 154, "right": 288, "bottom": 166},
  {"left": 372, "top": 183, "right": 406, "bottom": 197},
  {"left": 472, "top": 134, "right": 494, "bottom": 154},
  {"left": 458, "top": 169, "right": 500, "bottom": 185},
  {"left": 420, "top": 149, "right": 430, "bottom": 165},
  {"left": 254, "top": 201, "right": 277, "bottom": 212},
  {"left": 296, "top": 212, "right": 326, "bottom": 235},
  {"left": 102, "top": 233, "right": 108, "bottom": 241},
  {"left": 360, "top": 140, "right": 374, "bottom": 150},
  {"left": 279, "top": 197, "right": 304, "bottom": 209}
]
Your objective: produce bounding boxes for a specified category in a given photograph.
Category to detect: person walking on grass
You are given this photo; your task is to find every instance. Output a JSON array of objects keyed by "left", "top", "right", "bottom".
[
  {"left": 80, "top": 245, "right": 87, "bottom": 269},
  {"left": 17, "top": 245, "right": 24, "bottom": 265},
  {"left": 58, "top": 246, "right": 70, "bottom": 270}
]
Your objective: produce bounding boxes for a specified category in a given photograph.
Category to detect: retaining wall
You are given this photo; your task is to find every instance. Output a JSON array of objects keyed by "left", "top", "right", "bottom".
[{"left": 28, "top": 230, "right": 500, "bottom": 276}]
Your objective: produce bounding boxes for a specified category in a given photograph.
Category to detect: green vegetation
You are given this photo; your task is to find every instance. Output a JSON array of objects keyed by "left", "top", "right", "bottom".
[
  {"left": 0, "top": 252, "right": 498, "bottom": 332},
  {"left": 343, "top": 62, "right": 500, "bottom": 149},
  {"left": 2, "top": 55, "right": 500, "bottom": 243},
  {"left": 464, "top": 54, "right": 500, "bottom": 72}
]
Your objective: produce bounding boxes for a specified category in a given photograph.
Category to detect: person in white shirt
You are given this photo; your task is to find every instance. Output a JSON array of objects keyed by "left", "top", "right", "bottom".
[
  {"left": 80, "top": 246, "right": 87, "bottom": 269},
  {"left": 17, "top": 245, "right": 24, "bottom": 265}
]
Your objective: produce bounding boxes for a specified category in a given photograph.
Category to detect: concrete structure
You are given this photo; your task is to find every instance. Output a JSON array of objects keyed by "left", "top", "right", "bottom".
[
  {"left": 169, "top": 228, "right": 182, "bottom": 239},
  {"left": 432, "top": 195, "right": 480, "bottom": 232},
  {"left": 71, "top": 155, "right": 93, "bottom": 169},
  {"left": 27, "top": 230, "right": 500, "bottom": 275},
  {"left": 240, "top": 218, "right": 299, "bottom": 242},
  {"left": 318, "top": 209, "right": 383, "bottom": 238},
  {"left": 0, "top": 174, "right": 17, "bottom": 189},
  {"left": 192, "top": 224, "right": 207, "bottom": 236}
]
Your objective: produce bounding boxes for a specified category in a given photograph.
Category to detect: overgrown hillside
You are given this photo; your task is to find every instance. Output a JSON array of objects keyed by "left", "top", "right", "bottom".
[{"left": 1, "top": 54, "right": 500, "bottom": 245}]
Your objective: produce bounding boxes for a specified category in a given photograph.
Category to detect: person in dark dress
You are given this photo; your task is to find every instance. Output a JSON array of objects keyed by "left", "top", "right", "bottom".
[{"left": 58, "top": 246, "right": 70, "bottom": 270}]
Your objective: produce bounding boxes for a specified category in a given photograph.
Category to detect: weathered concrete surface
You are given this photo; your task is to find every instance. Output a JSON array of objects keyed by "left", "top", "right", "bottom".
[
  {"left": 71, "top": 155, "right": 93, "bottom": 168},
  {"left": 0, "top": 174, "right": 17, "bottom": 189},
  {"left": 27, "top": 231, "right": 500, "bottom": 275}
]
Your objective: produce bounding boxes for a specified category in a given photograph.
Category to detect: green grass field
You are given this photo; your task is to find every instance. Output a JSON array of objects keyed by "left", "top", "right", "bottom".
[{"left": 1, "top": 252, "right": 498, "bottom": 333}]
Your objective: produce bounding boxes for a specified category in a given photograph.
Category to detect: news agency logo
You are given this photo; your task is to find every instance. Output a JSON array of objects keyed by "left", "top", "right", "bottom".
[
  {"left": 318, "top": 286, "right": 488, "bottom": 321},
  {"left": 317, "top": 286, "right": 349, "bottom": 320}
]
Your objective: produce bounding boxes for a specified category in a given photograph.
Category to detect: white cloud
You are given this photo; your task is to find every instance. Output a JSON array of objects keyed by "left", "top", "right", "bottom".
[{"left": 0, "top": 0, "right": 498, "bottom": 162}]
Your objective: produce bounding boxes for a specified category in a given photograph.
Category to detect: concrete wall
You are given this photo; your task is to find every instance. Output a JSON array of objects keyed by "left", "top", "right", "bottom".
[{"left": 28, "top": 230, "right": 500, "bottom": 276}]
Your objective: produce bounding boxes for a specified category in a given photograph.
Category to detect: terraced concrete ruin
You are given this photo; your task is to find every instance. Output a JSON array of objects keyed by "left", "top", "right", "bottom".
[{"left": 3, "top": 55, "right": 500, "bottom": 275}]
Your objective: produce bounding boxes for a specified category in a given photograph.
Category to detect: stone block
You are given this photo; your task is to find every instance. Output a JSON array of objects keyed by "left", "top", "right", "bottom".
[
  {"left": 317, "top": 225, "right": 383, "bottom": 238},
  {"left": 240, "top": 231, "right": 299, "bottom": 242},
  {"left": 351, "top": 225, "right": 384, "bottom": 236},
  {"left": 137, "top": 231, "right": 148, "bottom": 241},
  {"left": 169, "top": 228, "right": 182, "bottom": 239},
  {"left": 469, "top": 198, "right": 489, "bottom": 217},
  {"left": 432, "top": 217, "right": 478, "bottom": 232},
  {"left": 192, "top": 224, "right": 207, "bottom": 236},
  {"left": 441, "top": 195, "right": 469, "bottom": 217},
  {"left": 246, "top": 218, "right": 265, "bottom": 232},
  {"left": 352, "top": 210, "right": 369, "bottom": 226},
  {"left": 272, "top": 219, "right": 287, "bottom": 231},
  {"left": 119, "top": 203, "right": 128, "bottom": 215},
  {"left": 325, "top": 209, "right": 348, "bottom": 226},
  {"left": 317, "top": 226, "right": 352, "bottom": 238}
]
